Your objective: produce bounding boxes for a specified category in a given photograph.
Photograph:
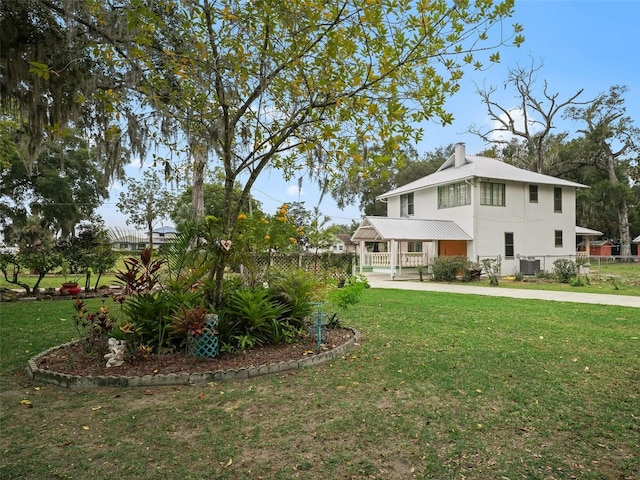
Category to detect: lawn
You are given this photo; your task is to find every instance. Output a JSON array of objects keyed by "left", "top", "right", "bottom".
[{"left": 1, "top": 290, "right": 638, "bottom": 479}]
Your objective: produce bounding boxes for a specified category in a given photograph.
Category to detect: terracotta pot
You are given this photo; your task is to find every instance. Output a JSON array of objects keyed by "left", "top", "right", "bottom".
[{"left": 60, "top": 282, "right": 81, "bottom": 296}]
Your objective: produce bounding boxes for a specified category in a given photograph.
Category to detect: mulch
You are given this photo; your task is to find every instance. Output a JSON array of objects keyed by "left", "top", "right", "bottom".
[{"left": 35, "top": 328, "right": 356, "bottom": 377}]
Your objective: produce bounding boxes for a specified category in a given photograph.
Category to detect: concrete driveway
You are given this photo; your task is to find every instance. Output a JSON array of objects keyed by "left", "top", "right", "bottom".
[{"left": 364, "top": 273, "right": 640, "bottom": 309}]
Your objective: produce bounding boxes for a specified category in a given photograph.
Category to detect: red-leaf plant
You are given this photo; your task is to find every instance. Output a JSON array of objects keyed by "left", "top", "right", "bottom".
[{"left": 115, "top": 248, "right": 166, "bottom": 296}]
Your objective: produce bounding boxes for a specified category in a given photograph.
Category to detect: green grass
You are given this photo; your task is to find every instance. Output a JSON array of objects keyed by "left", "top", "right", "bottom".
[
  {"left": 0, "top": 273, "right": 121, "bottom": 291},
  {"left": 467, "top": 275, "right": 640, "bottom": 296},
  {"left": 1, "top": 290, "right": 639, "bottom": 479}
]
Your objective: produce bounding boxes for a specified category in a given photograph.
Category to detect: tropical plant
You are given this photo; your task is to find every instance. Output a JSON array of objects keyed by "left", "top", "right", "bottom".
[
  {"left": 72, "top": 298, "right": 117, "bottom": 355},
  {"left": 170, "top": 305, "right": 209, "bottom": 340},
  {"left": 119, "top": 290, "right": 177, "bottom": 354},
  {"left": 219, "top": 287, "right": 288, "bottom": 350},
  {"left": 115, "top": 248, "right": 166, "bottom": 295},
  {"left": 114, "top": 248, "right": 176, "bottom": 354},
  {"left": 268, "top": 269, "right": 325, "bottom": 328}
]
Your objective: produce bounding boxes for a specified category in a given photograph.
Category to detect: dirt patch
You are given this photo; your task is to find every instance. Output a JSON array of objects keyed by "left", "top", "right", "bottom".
[{"left": 35, "top": 329, "right": 356, "bottom": 378}]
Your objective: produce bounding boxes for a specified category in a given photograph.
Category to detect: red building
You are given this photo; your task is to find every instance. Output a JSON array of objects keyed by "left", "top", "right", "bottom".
[{"left": 584, "top": 240, "right": 613, "bottom": 257}]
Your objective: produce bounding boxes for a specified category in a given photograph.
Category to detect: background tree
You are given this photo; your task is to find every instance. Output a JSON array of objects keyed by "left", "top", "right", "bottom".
[
  {"left": 0, "top": 0, "right": 134, "bottom": 180},
  {"left": 305, "top": 207, "right": 342, "bottom": 255},
  {"left": 117, "top": 170, "right": 177, "bottom": 248},
  {"left": 333, "top": 144, "right": 450, "bottom": 215},
  {"left": 56, "top": 222, "right": 118, "bottom": 291},
  {"left": 470, "top": 59, "right": 585, "bottom": 173},
  {"left": 0, "top": 124, "right": 109, "bottom": 240},
  {"left": 172, "top": 172, "right": 261, "bottom": 228},
  {"left": 564, "top": 86, "right": 639, "bottom": 257}
]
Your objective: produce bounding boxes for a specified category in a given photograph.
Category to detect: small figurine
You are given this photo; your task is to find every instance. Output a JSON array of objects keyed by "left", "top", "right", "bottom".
[{"left": 104, "top": 337, "right": 126, "bottom": 367}]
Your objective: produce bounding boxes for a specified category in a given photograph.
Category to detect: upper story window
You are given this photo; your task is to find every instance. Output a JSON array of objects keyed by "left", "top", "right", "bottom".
[
  {"left": 554, "top": 187, "right": 562, "bottom": 212},
  {"left": 480, "top": 182, "right": 505, "bottom": 206},
  {"left": 529, "top": 184, "right": 538, "bottom": 203},
  {"left": 438, "top": 182, "right": 471, "bottom": 209},
  {"left": 400, "top": 192, "right": 414, "bottom": 216}
]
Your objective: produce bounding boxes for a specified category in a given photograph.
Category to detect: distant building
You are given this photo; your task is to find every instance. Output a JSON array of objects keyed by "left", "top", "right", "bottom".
[
  {"left": 109, "top": 226, "right": 177, "bottom": 251},
  {"left": 331, "top": 234, "right": 357, "bottom": 254},
  {"left": 151, "top": 226, "right": 177, "bottom": 248}
]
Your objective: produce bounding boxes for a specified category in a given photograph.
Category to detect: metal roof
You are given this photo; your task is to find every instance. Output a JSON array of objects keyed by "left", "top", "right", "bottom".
[
  {"left": 378, "top": 155, "right": 587, "bottom": 199},
  {"left": 576, "top": 226, "right": 603, "bottom": 236},
  {"left": 351, "top": 217, "right": 472, "bottom": 242}
]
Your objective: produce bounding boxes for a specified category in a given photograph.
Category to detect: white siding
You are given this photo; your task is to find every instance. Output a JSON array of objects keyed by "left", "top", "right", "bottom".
[{"left": 387, "top": 178, "right": 578, "bottom": 273}]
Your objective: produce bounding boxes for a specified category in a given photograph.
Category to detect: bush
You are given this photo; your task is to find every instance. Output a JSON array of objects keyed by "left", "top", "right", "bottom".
[
  {"left": 480, "top": 258, "right": 501, "bottom": 286},
  {"left": 432, "top": 256, "right": 468, "bottom": 282},
  {"left": 327, "top": 273, "right": 369, "bottom": 310},
  {"left": 553, "top": 258, "right": 577, "bottom": 283}
]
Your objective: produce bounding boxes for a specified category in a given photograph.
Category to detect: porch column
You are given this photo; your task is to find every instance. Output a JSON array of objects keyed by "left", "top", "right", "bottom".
[
  {"left": 585, "top": 237, "right": 591, "bottom": 256},
  {"left": 358, "top": 240, "right": 365, "bottom": 273},
  {"left": 389, "top": 239, "right": 397, "bottom": 280}
]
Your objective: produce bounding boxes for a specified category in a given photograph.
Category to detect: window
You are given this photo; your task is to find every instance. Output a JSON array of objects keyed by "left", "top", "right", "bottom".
[
  {"left": 407, "top": 242, "right": 423, "bottom": 253},
  {"left": 554, "top": 187, "right": 562, "bottom": 212},
  {"left": 437, "top": 182, "right": 471, "bottom": 208},
  {"left": 400, "top": 192, "right": 414, "bottom": 216},
  {"left": 505, "top": 232, "right": 514, "bottom": 259},
  {"left": 554, "top": 230, "right": 563, "bottom": 247},
  {"left": 480, "top": 182, "right": 505, "bottom": 206},
  {"left": 529, "top": 184, "right": 538, "bottom": 203}
]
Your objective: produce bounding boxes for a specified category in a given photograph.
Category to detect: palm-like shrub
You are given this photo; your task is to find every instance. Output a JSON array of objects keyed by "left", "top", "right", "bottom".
[
  {"left": 268, "top": 270, "right": 325, "bottom": 328},
  {"left": 219, "top": 287, "right": 288, "bottom": 350}
]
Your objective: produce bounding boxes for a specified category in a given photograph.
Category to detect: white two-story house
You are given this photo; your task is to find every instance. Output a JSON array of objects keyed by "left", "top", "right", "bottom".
[{"left": 352, "top": 143, "right": 587, "bottom": 277}]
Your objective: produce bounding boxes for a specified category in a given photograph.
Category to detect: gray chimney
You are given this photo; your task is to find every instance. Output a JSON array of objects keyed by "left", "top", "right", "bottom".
[{"left": 454, "top": 143, "right": 465, "bottom": 168}]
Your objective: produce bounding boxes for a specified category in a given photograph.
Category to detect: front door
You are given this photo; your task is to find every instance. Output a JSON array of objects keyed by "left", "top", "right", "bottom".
[{"left": 438, "top": 240, "right": 467, "bottom": 257}]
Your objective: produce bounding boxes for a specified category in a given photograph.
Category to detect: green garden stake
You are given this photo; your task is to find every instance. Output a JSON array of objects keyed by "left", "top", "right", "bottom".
[{"left": 311, "top": 302, "right": 325, "bottom": 351}]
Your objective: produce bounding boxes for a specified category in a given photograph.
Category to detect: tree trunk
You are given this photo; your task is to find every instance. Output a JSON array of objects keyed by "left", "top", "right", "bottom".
[
  {"left": 605, "top": 152, "right": 632, "bottom": 258},
  {"left": 617, "top": 201, "right": 632, "bottom": 257},
  {"left": 148, "top": 223, "right": 153, "bottom": 250},
  {"left": 191, "top": 149, "right": 206, "bottom": 220}
]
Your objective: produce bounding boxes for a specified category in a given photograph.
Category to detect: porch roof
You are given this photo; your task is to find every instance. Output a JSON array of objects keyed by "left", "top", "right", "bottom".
[
  {"left": 351, "top": 217, "right": 472, "bottom": 242},
  {"left": 576, "top": 226, "right": 603, "bottom": 237}
]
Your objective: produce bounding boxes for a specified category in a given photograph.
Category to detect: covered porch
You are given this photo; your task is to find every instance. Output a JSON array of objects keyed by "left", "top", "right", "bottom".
[
  {"left": 576, "top": 226, "right": 604, "bottom": 258},
  {"left": 351, "top": 217, "right": 473, "bottom": 280}
]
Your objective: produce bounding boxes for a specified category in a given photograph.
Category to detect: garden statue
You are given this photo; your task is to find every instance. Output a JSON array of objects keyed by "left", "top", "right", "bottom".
[{"left": 104, "top": 338, "right": 126, "bottom": 367}]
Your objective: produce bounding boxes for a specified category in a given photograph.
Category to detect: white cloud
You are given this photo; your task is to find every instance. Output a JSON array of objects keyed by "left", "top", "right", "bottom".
[
  {"left": 286, "top": 185, "right": 304, "bottom": 197},
  {"left": 489, "top": 108, "right": 543, "bottom": 144}
]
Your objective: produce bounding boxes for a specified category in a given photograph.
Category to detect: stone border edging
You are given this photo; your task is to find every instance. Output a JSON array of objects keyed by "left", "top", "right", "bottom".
[{"left": 26, "top": 328, "right": 360, "bottom": 388}]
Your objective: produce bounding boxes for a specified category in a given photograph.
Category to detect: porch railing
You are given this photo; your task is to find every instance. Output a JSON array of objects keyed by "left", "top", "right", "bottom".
[{"left": 365, "top": 252, "right": 429, "bottom": 268}]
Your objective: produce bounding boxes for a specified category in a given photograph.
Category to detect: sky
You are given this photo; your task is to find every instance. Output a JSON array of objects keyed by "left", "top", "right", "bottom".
[{"left": 97, "top": 0, "right": 640, "bottom": 232}]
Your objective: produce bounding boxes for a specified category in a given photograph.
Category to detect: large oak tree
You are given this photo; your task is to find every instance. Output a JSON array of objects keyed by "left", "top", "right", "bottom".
[{"left": 8, "top": 0, "right": 523, "bottom": 304}]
